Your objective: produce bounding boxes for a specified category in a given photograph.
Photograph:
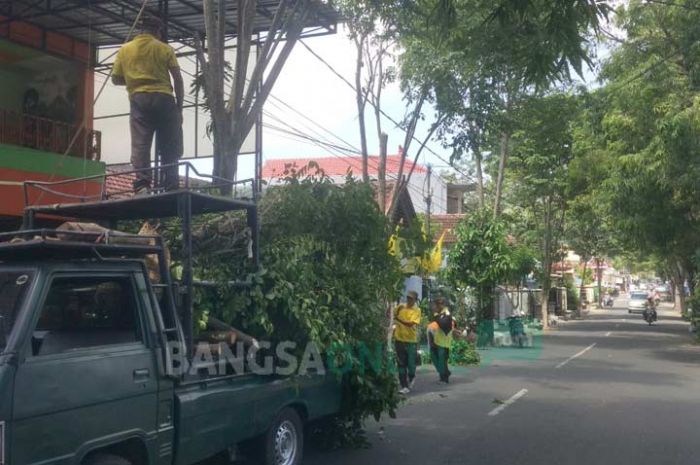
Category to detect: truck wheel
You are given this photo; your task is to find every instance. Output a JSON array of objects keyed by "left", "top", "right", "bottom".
[
  {"left": 263, "top": 408, "right": 304, "bottom": 465},
  {"left": 84, "top": 454, "right": 132, "bottom": 465}
]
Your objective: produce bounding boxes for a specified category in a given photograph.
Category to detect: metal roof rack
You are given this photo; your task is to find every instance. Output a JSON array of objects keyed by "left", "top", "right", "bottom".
[
  {"left": 0, "top": 229, "right": 163, "bottom": 260},
  {"left": 6, "top": 0, "right": 339, "bottom": 48},
  {"left": 19, "top": 164, "right": 259, "bottom": 354}
]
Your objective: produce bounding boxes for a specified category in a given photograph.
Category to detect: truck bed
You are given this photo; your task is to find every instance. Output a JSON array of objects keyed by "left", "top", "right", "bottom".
[{"left": 174, "top": 373, "right": 341, "bottom": 464}]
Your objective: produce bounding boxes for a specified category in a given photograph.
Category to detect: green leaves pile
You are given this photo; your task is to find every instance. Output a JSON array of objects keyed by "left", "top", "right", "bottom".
[{"left": 174, "top": 167, "right": 405, "bottom": 446}]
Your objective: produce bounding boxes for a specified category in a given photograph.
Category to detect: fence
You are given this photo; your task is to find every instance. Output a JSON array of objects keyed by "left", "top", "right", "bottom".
[{"left": 0, "top": 110, "right": 101, "bottom": 160}]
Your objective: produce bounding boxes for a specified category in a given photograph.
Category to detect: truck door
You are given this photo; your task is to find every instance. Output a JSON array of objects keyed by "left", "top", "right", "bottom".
[{"left": 11, "top": 273, "right": 160, "bottom": 465}]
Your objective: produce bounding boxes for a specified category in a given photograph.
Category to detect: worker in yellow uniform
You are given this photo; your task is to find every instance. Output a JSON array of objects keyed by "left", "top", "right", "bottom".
[
  {"left": 112, "top": 15, "right": 184, "bottom": 193},
  {"left": 393, "top": 290, "right": 422, "bottom": 394},
  {"left": 427, "top": 296, "right": 454, "bottom": 383}
]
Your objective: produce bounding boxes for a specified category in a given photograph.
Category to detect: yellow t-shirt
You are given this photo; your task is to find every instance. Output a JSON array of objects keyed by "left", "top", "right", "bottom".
[
  {"left": 113, "top": 34, "right": 179, "bottom": 96},
  {"left": 393, "top": 304, "right": 421, "bottom": 343}
]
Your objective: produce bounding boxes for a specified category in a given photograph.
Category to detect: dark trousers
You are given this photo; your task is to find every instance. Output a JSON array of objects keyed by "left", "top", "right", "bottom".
[
  {"left": 430, "top": 346, "right": 450, "bottom": 382},
  {"left": 130, "top": 92, "right": 183, "bottom": 191},
  {"left": 395, "top": 341, "right": 416, "bottom": 388}
]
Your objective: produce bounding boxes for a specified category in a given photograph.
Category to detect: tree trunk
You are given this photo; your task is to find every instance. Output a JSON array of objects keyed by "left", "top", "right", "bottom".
[
  {"left": 596, "top": 258, "right": 603, "bottom": 308},
  {"left": 476, "top": 286, "right": 495, "bottom": 347},
  {"left": 378, "top": 133, "right": 388, "bottom": 213},
  {"left": 199, "top": 0, "right": 310, "bottom": 191},
  {"left": 579, "top": 260, "right": 588, "bottom": 316},
  {"left": 493, "top": 131, "right": 510, "bottom": 219},
  {"left": 673, "top": 260, "right": 689, "bottom": 315},
  {"left": 354, "top": 34, "right": 369, "bottom": 183},
  {"left": 474, "top": 146, "right": 485, "bottom": 209},
  {"left": 540, "top": 197, "right": 553, "bottom": 328},
  {"left": 540, "top": 266, "right": 551, "bottom": 329}
]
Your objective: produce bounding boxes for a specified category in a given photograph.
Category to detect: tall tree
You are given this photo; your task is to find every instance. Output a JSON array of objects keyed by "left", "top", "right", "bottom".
[
  {"left": 581, "top": 0, "right": 700, "bottom": 313},
  {"left": 195, "top": 0, "right": 311, "bottom": 192},
  {"left": 397, "top": 0, "right": 609, "bottom": 216},
  {"left": 504, "top": 93, "right": 580, "bottom": 326}
]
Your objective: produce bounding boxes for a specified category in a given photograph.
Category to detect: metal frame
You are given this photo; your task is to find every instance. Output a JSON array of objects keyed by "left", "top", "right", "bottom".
[
  {"left": 2, "top": 0, "right": 339, "bottom": 48},
  {"left": 19, "top": 166, "right": 260, "bottom": 355}
]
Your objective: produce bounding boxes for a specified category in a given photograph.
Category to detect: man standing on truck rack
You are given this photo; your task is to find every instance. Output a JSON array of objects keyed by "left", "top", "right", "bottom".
[
  {"left": 112, "top": 15, "right": 184, "bottom": 193},
  {"left": 393, "top": 290, "right": 422, "bottom": 394}
]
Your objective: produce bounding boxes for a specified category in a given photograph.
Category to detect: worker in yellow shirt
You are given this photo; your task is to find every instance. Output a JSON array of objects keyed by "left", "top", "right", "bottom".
[
  {"left": 427, "top": 295, "right": 454, "bottom": 383},
  {"left": 393, "top": 290, "right": 421, "bottom": 394},
  {"left": 112, "top": 15, "right": 184, "bottom": 193}
]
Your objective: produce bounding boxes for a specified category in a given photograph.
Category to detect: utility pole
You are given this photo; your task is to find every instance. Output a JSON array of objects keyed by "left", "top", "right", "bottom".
[
  {"left": 426, "top": 164, "right": 432, "bottom": 237},
  {"left": 425, "top": 164, "right": 433, "bottom": 303}
]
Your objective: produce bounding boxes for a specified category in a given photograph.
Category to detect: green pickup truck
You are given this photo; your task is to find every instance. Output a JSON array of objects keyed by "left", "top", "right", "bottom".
[{"left": 0, "top": 184, "right": 341, "bottom": 465}]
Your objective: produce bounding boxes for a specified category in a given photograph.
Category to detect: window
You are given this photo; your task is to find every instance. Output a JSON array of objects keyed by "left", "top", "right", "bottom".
[
  {"left": 0, "top": 270, "right": 33, "bottom": 352},
  {"left": 33, "top": 276, "right": 143, "bottom": 356}
]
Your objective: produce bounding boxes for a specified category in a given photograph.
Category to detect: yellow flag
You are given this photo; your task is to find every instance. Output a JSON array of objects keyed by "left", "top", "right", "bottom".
[
  {"left": 422, "top": 231, "right": 446, "bottom": 273},
  {"left": 420, "top": 220, "right": 428, "bottom": 242},
  {"left": 388, "top": 227, "right": 401, "bottom": 256}
]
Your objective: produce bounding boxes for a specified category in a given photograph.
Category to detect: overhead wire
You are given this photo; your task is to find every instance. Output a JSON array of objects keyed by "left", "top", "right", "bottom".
[
  {"left": 260, "top": 108, "right": 447, "bottom": 208},
  {"left": 95, "top": 41, "right": 450, "bottom": 211},
  {"left": 177, "top": 46, "right": 471, "bottom": 196},
  {"left": 177, "top": 51, "right": 438, "bottom": 200},
  {"left": 298, "top": 40, "right": 476, "bottom": 184}
]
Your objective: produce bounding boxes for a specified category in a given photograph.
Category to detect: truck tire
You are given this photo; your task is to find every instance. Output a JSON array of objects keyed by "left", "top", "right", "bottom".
[
  {"left": 263, "top": 408, "right": 304, "bottom": 465},
  {"left": 84, "top": 453, "right": 132, "bottom": 465}
]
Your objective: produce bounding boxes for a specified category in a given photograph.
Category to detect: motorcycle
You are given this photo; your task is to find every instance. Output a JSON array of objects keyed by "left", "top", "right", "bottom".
[
  {"left": 643, "top": 303, "right": 658, "bottom": 325},
  {"left": 508, "top": 314, "right": 527, "bottom": 348},
  {"left": 603, "top": 295, "right": 614, "bottom": 307}
]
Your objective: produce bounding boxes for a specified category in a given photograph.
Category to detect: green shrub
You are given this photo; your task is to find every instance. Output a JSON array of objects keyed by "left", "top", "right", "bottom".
[{"left": 449, "top": 338, "right": 480, "bottom": 365}]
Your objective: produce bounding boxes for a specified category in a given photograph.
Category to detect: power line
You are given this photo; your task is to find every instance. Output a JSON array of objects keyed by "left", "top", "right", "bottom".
[
  {"left": 298, "top": 39, "right": 476, "bottom": 184},
  {"left": 260, "top": 111, "right": 446, "bottom": 208},
  {"left": 175, "top": 45, "right": 464, "bottom": 199},
  {"left": 95, "top": 43, "right": 452, "bottom": 211}
]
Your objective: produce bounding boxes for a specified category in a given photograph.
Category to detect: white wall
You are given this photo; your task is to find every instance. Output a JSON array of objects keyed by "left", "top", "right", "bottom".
[{"left": 406, "top": 171, "right": 447, "bottom": 215}]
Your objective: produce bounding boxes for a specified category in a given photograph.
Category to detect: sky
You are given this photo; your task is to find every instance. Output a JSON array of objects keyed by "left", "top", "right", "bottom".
[{"left": 94, "top": 24, "right": 452, "bottom": 180}]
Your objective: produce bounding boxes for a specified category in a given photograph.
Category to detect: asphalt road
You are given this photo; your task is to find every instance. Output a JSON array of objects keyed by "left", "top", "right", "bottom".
[{"left": 305, "top": 297, "right": 700, "bottom": 465}]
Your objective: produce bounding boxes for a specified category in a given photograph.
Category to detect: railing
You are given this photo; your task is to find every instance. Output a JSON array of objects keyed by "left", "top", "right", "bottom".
[
  {"left": 0, "top": 109, "right": 101, "bottom": 160},
  {"left": 22, "top": 161, "right": 258, "bottom": 207}
]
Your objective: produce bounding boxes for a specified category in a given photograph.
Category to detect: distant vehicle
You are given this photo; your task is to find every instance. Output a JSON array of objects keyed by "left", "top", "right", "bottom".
[
  {"left": 643, "top": 302, "right": 658, "bottom": 325},
  {"left": 656, "top": 286, "right": 673, "bottom": 302},
  {"left": 628, "top": 291, "right": 648, "bottom": 313}
]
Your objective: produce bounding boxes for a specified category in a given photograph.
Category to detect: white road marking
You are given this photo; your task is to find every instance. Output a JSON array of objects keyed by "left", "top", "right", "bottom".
[
  {"left": 488, "top": 389, "right": 528, "bottom": 417},
  {"left": 605, "top": 331, "right": 612, "bottom": 337},
  {"left": 555, "top": 343, "right": 597, "bottom": 369}
]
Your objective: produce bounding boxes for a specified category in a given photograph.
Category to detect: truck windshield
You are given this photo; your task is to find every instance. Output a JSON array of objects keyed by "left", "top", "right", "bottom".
[{"left": 0, "top": 271, "right": 33, "bottom": 352}]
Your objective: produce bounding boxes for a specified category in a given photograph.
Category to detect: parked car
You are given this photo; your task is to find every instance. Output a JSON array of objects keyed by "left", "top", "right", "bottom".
[{"left": 628, "top": 291, "right": 649, "bottom": 313}]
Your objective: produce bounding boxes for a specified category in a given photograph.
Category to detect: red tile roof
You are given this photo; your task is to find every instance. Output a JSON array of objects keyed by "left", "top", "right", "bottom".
[
  {"left": 104, "top": 166, "right": 211, "bottom": 198},
  {"left": 105, "top": 167, "right": 137, "bottom": 199},
  {"left": 431, "top": 214, "right": 465, "bottom": 244},
  {"left": 261, "top": 154, "right": 427, "bottom": 179}
]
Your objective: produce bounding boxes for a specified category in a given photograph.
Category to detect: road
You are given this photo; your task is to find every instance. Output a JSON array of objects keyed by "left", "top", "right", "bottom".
[{"left": 305, "top": 297, "right": 700, "bottom": 465}]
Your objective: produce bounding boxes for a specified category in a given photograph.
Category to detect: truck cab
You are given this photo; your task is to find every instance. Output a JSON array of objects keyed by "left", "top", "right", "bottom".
[{"left": 0, "top": 260, "right": 168, "bottom": 465}]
